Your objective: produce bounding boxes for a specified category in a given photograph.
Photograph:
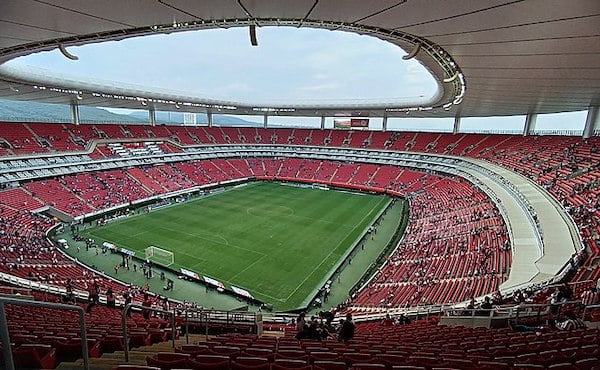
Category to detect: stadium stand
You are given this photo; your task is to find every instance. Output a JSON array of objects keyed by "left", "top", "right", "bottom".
[
  {"left": 1, "top": 123, "right": 599, "bottom": 368},
  {"left": 1, "top": 154, "right": 510, "bottom": 314},
  {"left": 114, "top": 317, "right": 600, "bottom": 370}
]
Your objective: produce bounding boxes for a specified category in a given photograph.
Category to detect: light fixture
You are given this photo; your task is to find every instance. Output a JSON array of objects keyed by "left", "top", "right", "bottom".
[
  {"left": 175, "top": 103, "right": 181, "bottom": 109},
  {"left": 402, "top": 43, "right": 421, "bottom": 60},
  {"left": 141, "top": 101, "right": 148, "bottom": 107},
  {"left": 76, "top": 93, "right": 83, "bottom": 100},
  {"left": 59, "top": 44, "right": 79, "bottom": 61},
  {"left": 249, "top": 24, "right": 258, "bottom": 46},
  {"left": 443, "top": 72, "right": 458, "bottom": 83},
  {"left": 9, "top": 86, "right": 19, "bottom": 92}
]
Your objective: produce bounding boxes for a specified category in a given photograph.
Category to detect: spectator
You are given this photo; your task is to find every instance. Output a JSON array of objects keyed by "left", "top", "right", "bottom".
[
  {"left": 478, "top": 296, "right": 493, "bottom": 315},
  {"left": 338, "top": 313, "right": 355, "bottom": 342},
  {"left": 492, "top": 290, "right": 503, "bottom": 305},
  {"left": 556, "top": 283, "right": 573, "bottom": 302},
  {"left": 106, "top": 288, "right": 116, "bottom": 308},
  {"left": 381, "top": 314, "right": 394, "bottom": 326},
  {"left": 86, "top": 281, "right": 100, "bottom": 313},
  {"left": 295, "top": 312, "right": 306, "bottom": 332},
  {"left": 396, "top": 314, "right": 411, "bottom": 326},
  {"left": 122, "top": 290, "right": 132, "bottom": 317},
  {"left": 142, "top": 293, "right": 152, "bottom": 319},
  {"left": 555, "top": 311, "right": 586, "bottom": 331}
]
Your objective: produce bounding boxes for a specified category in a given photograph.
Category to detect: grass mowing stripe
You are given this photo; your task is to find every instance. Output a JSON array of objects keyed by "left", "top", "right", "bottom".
[
  {"left": 155, "top": 226, "right": 266, "bottom": 257},
  {"left": 284, "top": 195, "right": 389, "bottom": 302}
]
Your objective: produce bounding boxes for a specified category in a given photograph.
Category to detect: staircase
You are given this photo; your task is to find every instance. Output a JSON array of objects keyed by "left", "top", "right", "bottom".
[
  {"left": 57, "top": 335, "right": 206, "bottom": 370},
  {"left": 57, "top": 331, "right": 283, "bottom": 369}
]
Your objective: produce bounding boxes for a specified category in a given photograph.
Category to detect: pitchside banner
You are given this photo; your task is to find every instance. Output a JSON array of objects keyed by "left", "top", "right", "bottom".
[
  {"left": 203, "top": 275, "right": 225, "bottom": 289},
  {"left": 231, "top": 286, "right": 255, "bottom": 299},
  {"left": 180, "top": 268, "right": 200, "bottom": 280}
]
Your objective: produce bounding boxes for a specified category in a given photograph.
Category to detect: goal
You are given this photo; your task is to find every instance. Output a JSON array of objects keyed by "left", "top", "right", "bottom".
[{"left": 145, "top": 246, "right": 175, "bottom": 267}]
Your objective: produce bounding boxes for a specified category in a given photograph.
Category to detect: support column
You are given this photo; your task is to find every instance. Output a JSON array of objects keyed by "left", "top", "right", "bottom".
[
  {"left": 523, "top": 113, "right": 537, "bottom": 136},
  {"left": 149, "top": 107, "right": 156, "bottom": 127},
  {"left": 207, "top": 110, "right": 213, "bottom": 127},
  {"left": 320, "top": 116, "right": 326, "bottom": 130},
  {"left": 382, "top": 114, "right": 388, "bottom": 132},
  {"left": 583, "top": 106, "right": 599, "bottom": 139},
  {"left": 263, "top": 114, "right": 268, "bottom": 128},
  {"left": 71, "top": 102, "right": 80, "bottom": 125},
  {"left": 453, "top": 115, "right": 461, "bottom": 134}
]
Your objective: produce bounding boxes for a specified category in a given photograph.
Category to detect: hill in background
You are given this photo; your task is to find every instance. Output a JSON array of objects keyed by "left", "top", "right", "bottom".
[{"left": 0, "top": 99, "right": 257, "bottom": 126}]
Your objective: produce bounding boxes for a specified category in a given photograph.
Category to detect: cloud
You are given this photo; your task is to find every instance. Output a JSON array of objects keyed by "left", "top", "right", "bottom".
[
  {"left": 297, "top": 82, "right": 340, "bottom": 92},
  {"left": 12, "top": 26, "right": 438, "bottom": 103}
]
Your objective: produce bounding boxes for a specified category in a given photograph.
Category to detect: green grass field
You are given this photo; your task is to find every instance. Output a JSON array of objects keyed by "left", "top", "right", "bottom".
[{"left": 80, "top": 182, "right": 390, "bottom": 310}]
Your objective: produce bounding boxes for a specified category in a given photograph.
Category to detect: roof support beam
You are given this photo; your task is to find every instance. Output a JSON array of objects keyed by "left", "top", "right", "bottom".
[
  {"left": 320, "top": 116, "right": 325, "bottom": 130},
  {"left": 382, "top": 114, "right": 388, "bottom": 132},
  {"left": 263, "top": 114, "right": 268, "bottom": 128},
  {"left": 207, "top": 110, "right": 213, "bottom": 127},
  {"left": 453, "top": 116, "right": 461, "bottom": 135},
  {"left": 149, "top": 107, "right": 156, "bottom": 127},
  {"left": 70, "top": 102, "right": 80, "bottom": 126},
  {"left": 583, "top": 106, "right": 599, "bottom": 139},
  {"left": 523, "top": 113, "right": 537, "bottom": 136}
]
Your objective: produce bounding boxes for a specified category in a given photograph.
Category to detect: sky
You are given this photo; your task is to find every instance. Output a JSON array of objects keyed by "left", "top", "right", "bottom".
[
  {"left": 8, "top": 26, "right": 589, "bottom": 132},
  {"left": 11, "top": 26, "right": 437, "bottom": 103}
]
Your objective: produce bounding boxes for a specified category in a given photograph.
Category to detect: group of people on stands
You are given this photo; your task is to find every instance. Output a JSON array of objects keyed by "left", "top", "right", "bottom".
[
  {"left": 0, "top": 211, "right": 53, "bottom": 268},
  {"left": 380, "top": 313, "right": 411, "bottom": 326},
  {"left": 294, "top": 311, "right": 356, "bottom": 342}
]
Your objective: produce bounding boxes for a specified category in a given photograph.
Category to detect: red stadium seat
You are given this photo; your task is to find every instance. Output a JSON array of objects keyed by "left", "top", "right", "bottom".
[{"left": 313, "top": 361, "right": 348, "bottom": 370}]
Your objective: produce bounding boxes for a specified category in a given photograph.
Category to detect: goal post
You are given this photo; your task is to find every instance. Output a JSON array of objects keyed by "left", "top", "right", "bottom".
[{"left": 145, "top": 245, "right": 175, "bottom": 267}]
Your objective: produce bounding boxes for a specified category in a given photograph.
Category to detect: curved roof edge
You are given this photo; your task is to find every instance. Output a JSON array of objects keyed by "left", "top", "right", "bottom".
[{"left": 0, "top": 19, "right": 464, "bottom": 118}]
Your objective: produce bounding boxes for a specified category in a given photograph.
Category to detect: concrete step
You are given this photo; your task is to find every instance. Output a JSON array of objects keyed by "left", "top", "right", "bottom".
[{"left": 57, "top": 333, "right": 277, "bottom": 369}]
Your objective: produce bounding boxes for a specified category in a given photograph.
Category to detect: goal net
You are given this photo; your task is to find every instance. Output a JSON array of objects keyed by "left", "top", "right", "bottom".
[{"left": 145, "top": 246, "right": 175, "bottom": 267}]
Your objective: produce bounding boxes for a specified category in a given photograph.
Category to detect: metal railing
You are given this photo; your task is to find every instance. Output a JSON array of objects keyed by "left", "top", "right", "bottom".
[
  {"left": 442, "top": 300, "right": 585, "bottom": 324},
  {"left": 582, "top": 303, "right": 600, "bottom": 320},
  {"left": 180, "top": 308, "right": 262, "bottom": 344},
  {"left": 0, "top": 297, "right": 89, "bottom": 370},
  {"left": 121, "top": 303, "right": 176, "bottom": 362}
]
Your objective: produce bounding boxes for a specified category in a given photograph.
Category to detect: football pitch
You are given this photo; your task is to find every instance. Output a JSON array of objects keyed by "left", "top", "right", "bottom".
[{"left": 80, "top": 182, "right": 391, "bottom": 310}]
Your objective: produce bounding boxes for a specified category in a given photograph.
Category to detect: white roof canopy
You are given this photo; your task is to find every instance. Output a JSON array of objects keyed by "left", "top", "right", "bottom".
[{"left": 0, "top": 0, "right": 598, "bottom": 118}]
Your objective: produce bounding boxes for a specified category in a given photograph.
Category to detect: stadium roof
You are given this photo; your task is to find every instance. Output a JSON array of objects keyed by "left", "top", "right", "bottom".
[{"left": 0, "top": 0, "right": 598, "bottom": 118}]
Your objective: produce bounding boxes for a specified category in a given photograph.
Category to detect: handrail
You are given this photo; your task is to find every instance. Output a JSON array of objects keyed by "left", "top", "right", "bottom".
[
  {"left": 121, "top": 303, "right": 176, "bottom": 362},
  {"left": 0, "top": 296, "right": 89, "bottom": 370},
  {"left": 442, "top": 300, "right": 583, "bottom": 324},
  {"left": 179, "top": 307, "right": 263, "bottom": 344},
  {"left": 582, "top": 303, "right": 600, "bottom": 321}
]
